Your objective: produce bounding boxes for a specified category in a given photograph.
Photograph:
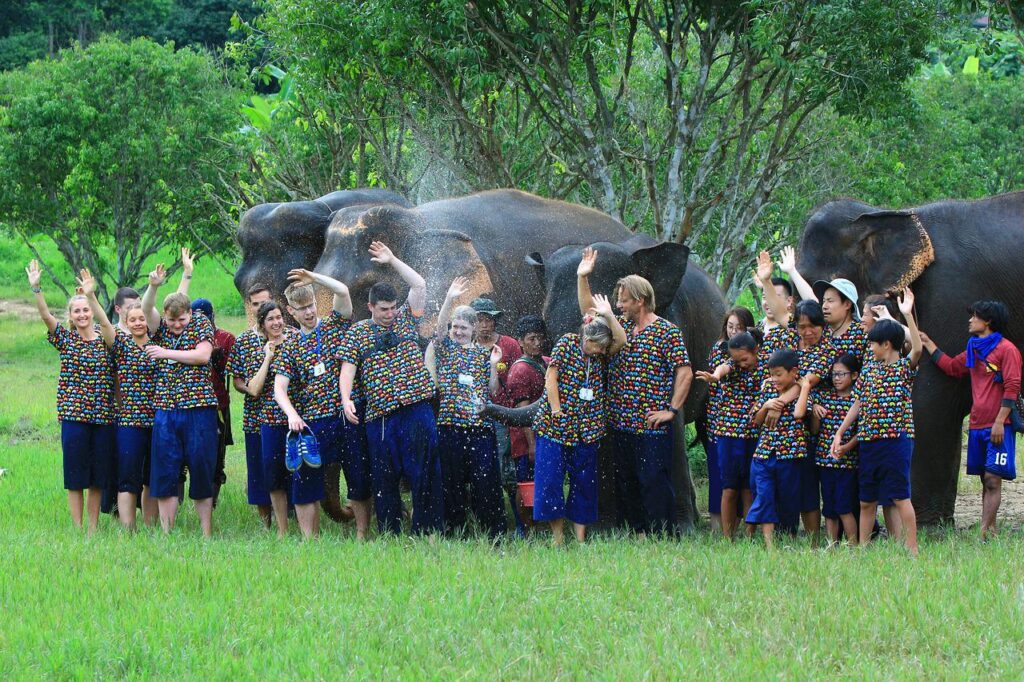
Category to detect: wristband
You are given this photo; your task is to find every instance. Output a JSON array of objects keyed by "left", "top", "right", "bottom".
[
  {"left": 668, "top": 406, "right": 679, "bottom": 415},
  {"left": 183, "top": 274, "right": 192, "bottom": 279},
  {"left": 31, "top": 286, "right": 41, "bottom": 294}
]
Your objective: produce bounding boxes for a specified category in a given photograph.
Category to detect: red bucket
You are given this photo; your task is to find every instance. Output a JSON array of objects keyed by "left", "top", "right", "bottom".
[{"left": 517, "top": 481, "right": 535, "bottom": 507}]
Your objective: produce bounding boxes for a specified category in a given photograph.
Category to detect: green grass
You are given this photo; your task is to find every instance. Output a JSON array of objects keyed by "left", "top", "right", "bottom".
[{"left": 3, "top": 313, "right": 1024, "bottom": 677}]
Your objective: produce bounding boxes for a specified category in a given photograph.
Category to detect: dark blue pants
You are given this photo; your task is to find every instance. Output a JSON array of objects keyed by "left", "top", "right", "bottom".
[
  {"left": 611, "top": 428, "right": 676, "bottom": 535},
  {"left": 438, "top": 425, "right": 506, "bottom": 538},
  {"left": 365, "top": 402, "right": 443, "bottom": 536},
  {"left": 340, "top": 403, "right": 372, "bottom": 501},
  {"left": 61, "top": 421, "right": 115, "bottom": 491}
]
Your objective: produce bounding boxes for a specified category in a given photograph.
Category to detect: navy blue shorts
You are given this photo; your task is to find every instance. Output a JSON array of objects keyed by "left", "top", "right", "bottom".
[
  {"left": 533, "top": 436, "right": 599, "bottom": 525},
  {"left": 151, "top": 407, "right": 218, "bottom": 500},
  {"left": 704, "top": 435, "right": 721, "bottom": 515},
  {"left": 243, "top": 431, "right": 271, "bottom": 506},
  {"left": 339, "top": 404, "right": 372, "bottom": 501},
  {"left": 799, "top": 455, "right": 820, "bottom": 513},
  {"left": 116, "top": 425, "right": 152, "bottom": 495},
  {"left": 261, "top": 423, "right": 290, "bottom": 493},
  {"left": 967, "top": 427, "right": 1017, "bottom": 480},
  {"left": 716, "top": 435, "right": 755, "bottom": 491},
  {"left": 514, "top": 455, "right": 534, "bottom": 482},
  {"left": 61, "top": 421, "right": 115, "bottom": 491},
  {"left": 819, "top": 467, "right": 859, "bottom": 519},
  {"left": 746, "top": 457, "right": 800, "bottom": 525},
  {"left": 859, "top": 436, "right": 912, "bottom": 503}
]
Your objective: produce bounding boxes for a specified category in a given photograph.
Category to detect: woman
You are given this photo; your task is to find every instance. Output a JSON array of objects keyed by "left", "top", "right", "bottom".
[
  {"left": 427, "top": 277, "right": 505, "bottom": 539},
  {"left": 532, "top": 294, "right": 625, "bottom": 546},
  {"left": 79, "top": 269, "right": 158, "bottom": 530},
  {"left": 27, "top": 260, "right": 115, "bottom": 533}
]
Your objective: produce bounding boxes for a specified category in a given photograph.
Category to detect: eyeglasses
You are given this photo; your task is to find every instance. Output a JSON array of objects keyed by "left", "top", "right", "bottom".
[
  {"left": 290, "top": 303, "right": 316, "bottom": 314},
  {"left": 831, "top": 371, "right": 852, "bottom": 378}
]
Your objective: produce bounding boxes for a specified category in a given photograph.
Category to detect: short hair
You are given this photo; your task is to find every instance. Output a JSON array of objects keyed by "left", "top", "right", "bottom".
[
  {"left": 514, "top": 314, "right": 547, "bottom": 339},
  {"left": 256, "top": 300, "right": 282, "bottom": 331},
  {"left": 451, "top": 305, "right": 478, "bottom": 328},
  {"left": 369, "top": 282, "right": 399, "bottom": 305},
  {"left": 615, "top": 274, "right": 656, "bottom": 312},
  {"left": 720, "top": 306, "right": 756, "bottom": 341},
  {"left": 114, "top": 287, "right": 140, "bottom": 307},
  {"left": 794, "top": 299, "right": 826, "bottom": 328},
  {"left": 867, "top": 319, "right": 905, "bottom": 349},
  {"left": 581, "top": 318, "right": 613, "bottom": 347},
  {"left": 767, "top": 349, "right": 799, "bottom": 371},
  {"left": 770, "top": 277, "right": 793, "bottom": 298},
  {"left": 120, "top": 300, "right": 143, "bottom": 316},
  {"left": 727, "top": 329, "right": 764, "bottom": 353},
  {"left": 834, "top": 352, "right": 862, "bottom": 374},
  {"left": 162, "top": 292, "right": 191, "bottom": 318},
  {"left": 284, "top": 282, "right": 315, "bottom": 307},
  {"left": 969, "top": 300, "right": 1009, "bottom": 334},
  {"left": 864, "top": 294, "right": 903, "bottom": 324},
  {"left": 247, "top": 283, "right": 272, "bottom": 302}
]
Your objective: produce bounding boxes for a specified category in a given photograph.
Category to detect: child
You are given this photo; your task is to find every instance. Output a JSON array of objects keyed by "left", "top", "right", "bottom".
[
  {"left": 800, "top": 353, "right": 861, "bottom": 545},
  {"left": 832, "top": 288, "right": 921, "bottom": 555},
  {"left": 746, "top": 349, "right": 810, "bottom": 548},
  {"left": 921, "top": 300, "right": 1022, "bottom": 539},
  {"left": 532, "top": 294, "right": 625, "bottom": 546}
]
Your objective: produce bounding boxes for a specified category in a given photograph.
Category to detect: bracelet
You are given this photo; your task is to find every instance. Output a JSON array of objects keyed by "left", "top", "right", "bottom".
[
  {"left": 668, "top": 406, "right": 679, "bottom": 415},
  {"left": 183, "top": 274, "right": 192, "bottom": 279},
  {"left": 31, "top": 286, "right": 41, "bottom": 294}
]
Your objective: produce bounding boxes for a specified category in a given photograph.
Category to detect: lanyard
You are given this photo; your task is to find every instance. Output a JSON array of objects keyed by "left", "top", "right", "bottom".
[
  {"left": 584, "top": 357, "right": 592, "bottom": 388},
  {"left": 301, "top": 320, "right": 322, "bottom": 359}
]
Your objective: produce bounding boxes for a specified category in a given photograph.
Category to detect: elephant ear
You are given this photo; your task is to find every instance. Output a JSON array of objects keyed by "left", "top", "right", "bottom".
[
  {"left": 851, "top": 210, "right": 935, "bottom": 294},
  {"left": 407, "top": 229, "right": 494, "bottom": 331},
  {"left": 629, "top": 242, "right": 690, "bottom": 312},
  {"left": 353, "top": 204, "right": 418, "bottom": 244}
]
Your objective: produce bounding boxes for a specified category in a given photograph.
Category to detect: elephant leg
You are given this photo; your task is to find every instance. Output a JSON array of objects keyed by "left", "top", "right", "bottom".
[
  {"left": 910, "top": 369, "right": 971, "bottom": 525},
  {"left": 672, "top": 416, "right": 698, "bottom": 533}
]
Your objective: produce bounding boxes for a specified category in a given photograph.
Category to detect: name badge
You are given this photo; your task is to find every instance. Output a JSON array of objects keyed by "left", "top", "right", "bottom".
[
  {"left": 165, "top": 359, "right": 177, "bottom": 366},
  {"left": 458, "top": 373, "right": 475, "bottom": 387},
  {"left": 579, "top": 388, "right": 595, "bottom": 401},
  {"left": 313, "top": 362, "right": 326, "bottom": 377}
]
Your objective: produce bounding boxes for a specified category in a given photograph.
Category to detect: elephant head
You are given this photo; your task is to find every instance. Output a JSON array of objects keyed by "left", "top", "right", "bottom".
[
  {"left": 796, "top": 200, "right": 935, "bottom": 296},
  {"left": 527, "top": 235, "right": 691, "bottom": 339}
]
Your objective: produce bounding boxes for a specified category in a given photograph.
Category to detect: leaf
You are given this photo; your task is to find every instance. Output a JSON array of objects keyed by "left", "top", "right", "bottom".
[{"left": 963, "top": 55, "right": 980, "bottom": 75}]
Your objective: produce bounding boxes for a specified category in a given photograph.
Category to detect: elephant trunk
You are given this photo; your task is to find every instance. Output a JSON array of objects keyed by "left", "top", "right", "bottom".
[{"left": 480, "top": 399, "right": 542, "bottom": 427}]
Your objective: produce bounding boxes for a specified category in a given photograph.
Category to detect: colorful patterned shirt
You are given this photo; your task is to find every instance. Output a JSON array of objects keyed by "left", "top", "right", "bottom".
[
  {"left": 112, "top": 332, "right": 159, "bottom": 428},
  {"left": 227, "top": 329, "right": 264, "bottom": 433},
  {"left": 814, "top": 388, "right": 857, "bottom": 468},
  {"left": 338, "top": 305, "right": 435, "bottom": 422},
  {"left": 763, "top": 327, "right": 832, "bottom": 381},
  {"left": 824, "top": 321, "right": 868, "bottom": 366},
  {"left": 271, "top": 311, "right": 351, "bottom": 421},
  {"left": 151, "top": 311, "right": 218, "bottom": 411},
  {"left": 260, "top": 330, "right": 298, "bottom": 426},
  {"left": 753, "top": 380, "right": 809, "bottom": 460},
  {"left": 855, "top": 358, "right": 916, "bottom": 441},
  {"left": 711, "top": 350, "right": 767, "bottom": 440},
  {"left": 46, "top": 325, "right": 115, "bottom": 424},
  {"left": 534, "top": 333, "right": 608, "bottom": 446},
  {"left": 435, "top": 337, "right": 492, "bottom": 429},
  {"left": 609, "top": 316, "right": 690, "bottom": 434},
  {"left": 704, "top": 343, "right": 728, "bottom": 437}
]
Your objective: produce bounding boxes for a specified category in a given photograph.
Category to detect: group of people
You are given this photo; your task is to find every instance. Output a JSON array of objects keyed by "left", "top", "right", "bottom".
[{"left": 31, "top": 238, "right": 1020, "bottom": 550}]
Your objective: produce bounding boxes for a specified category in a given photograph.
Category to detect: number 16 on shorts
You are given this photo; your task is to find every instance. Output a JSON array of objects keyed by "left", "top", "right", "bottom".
[{"left": 986, "top": 436, "right": 1017, "bottom": 481}]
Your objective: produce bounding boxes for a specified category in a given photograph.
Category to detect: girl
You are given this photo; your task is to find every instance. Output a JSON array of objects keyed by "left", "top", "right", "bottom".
[
  {"left": 79, "top": 269, "right": 158, "bottom": 530},
  {"left": 532, "top": 294, "right": 625, "bottom": 546},
  {"left": 427, "top": 277, "right": 506, "bottom": 539},
  {"left": 27, "top": 260, "right": 115, "bottom": 533}
]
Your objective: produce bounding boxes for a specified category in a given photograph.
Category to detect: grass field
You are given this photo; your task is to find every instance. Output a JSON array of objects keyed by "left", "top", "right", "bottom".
[{"left": 3, "top": 241, "right": 1024, "bottom": 677}]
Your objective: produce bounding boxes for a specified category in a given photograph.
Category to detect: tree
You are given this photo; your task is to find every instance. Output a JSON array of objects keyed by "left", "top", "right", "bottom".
[{"left": 0, "top": 36, "right": 245, "bottom": 306}]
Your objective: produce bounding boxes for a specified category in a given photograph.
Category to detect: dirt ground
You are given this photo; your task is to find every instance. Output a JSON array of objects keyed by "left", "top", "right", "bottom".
[{"left": 0, "top": 298, "right": 38, "bottom": 319}]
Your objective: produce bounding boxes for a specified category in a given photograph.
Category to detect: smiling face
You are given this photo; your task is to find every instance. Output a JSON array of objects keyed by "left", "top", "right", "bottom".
[
  {"left": 821, "top": 287, "right": 852, "bottom": 326},
  {"left": 287, "top": 295, "right": 318, "bottom": 331},
  {"left": 449, "top": 317, "right": 475, "bottom": 345},
  {"left": 769, "top": 365, "right": 799, "bottom": 392},
  {"left": 729, "top": 347, "right": 759, "bottom": 371},
  {"left": 125, "top": 307, "right": 149, "bottom": 339},
  {"left": 164, "top": 310, "right": 192, "bottom": 336},
  {"left": 761, "top": 284, "right": 794, "bottom": 320},
  {"left": 260, "top": 307, "right": 285, "bottom": 340},
  {"left": 831, "top": 361, "right": 856, "bottom": 392},
  {"left": 726, "top": 314, "right": 746, "bottom": 338},
  {"left": 68, "top": 296, "right": 92, "bottom": 331},
  {"left": 615, "top": 289, "right": 644, "bottom": 322}
]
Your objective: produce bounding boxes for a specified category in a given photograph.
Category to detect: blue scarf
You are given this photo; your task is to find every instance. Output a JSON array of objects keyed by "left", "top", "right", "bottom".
[{"left": 966, "top": 332, "right": 1002, "bottom": 368}]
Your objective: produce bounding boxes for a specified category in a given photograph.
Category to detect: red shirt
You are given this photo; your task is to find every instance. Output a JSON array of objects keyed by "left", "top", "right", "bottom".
[
  {"left": 507, "top": 355, "right": 550, "bottom": 457},
  {"left": 934, "top": 338, "right": 1022, "bottom": 429},
  {"left": 487, "top": 334, "right": 523, "bottom": 408},
  {"left": 211, "top": 327, "right": 236, "bottom": 412}
]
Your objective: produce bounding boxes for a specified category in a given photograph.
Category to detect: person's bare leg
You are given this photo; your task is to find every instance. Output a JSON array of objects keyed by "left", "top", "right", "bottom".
[
  {"left": 295, "top": 503, "right": 319, "bottom": 539},
  {"left": 760, "top": 522, "right": 775, "bottom": 549},
  {"left": 825, "top": 518, "right": 840, "bottom": 545},
  {"left": 68, "top": 490, "right": 85, "bottom": 529},
  {"left": 117, "top": 492, "right": 138, "bottom": 531},
  {"left": 549, "top": 518, "right": 565, "bottom": 546},
  {"left": 194, "top": 497, "right": 213, "bottom": 538},
  {"left": 257, "top": 504, "right": 273, "bottom": 529},
  {"left": 158, "top": 496, "right": 179, "bottom": 533},
  {"left": 741, "top": 489, "right": 755, "bottom": 537},
  {"left": 351, "top": 499, "right": 371, "bottom": 540},
  {"left": 269, "top": 491, "right": 289, "bottom": 537},
  {"left": 721, "top": 489, "right": 738, "bottom": 539},
  {"left": 839, "top": 513, "right": 858, "bottom": 544},
  {"left": 709, "top": 513, "right": 722, "bottom": 533},
  {"left": 573, "top": 522, "right": 587, "bottom": 543},
  {"left": 981, "top": 473, "right": 1002, "bottom": 540},
  {"left": 882, "top": 504, "right": 902, "bottom": 540},
  {"left": 858, "top": 502, "right": 876, "bottom": 547},
  {"left": 86, "top": 487, "right": 102, "bottom": 535},
  {"left": 802, "top": 510, "right": 821, "bottom": 547},
  {"left": 141, "top": 486, "right": 158, "bottom": 527},
  {"left": 893, "top": 498, "right": 918, "bottom": 556}
]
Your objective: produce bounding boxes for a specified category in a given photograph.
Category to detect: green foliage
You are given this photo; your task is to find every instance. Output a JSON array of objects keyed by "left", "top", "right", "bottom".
[{"left": 0, "top": 36, "right": 246, "bottom": 305}]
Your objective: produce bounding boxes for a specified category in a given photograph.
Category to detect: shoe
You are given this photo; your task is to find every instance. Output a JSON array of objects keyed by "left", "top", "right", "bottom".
[
  {"left": 285, "top": 431, "right": 303, "bottom": 472},
  {"left": 299, "top": 427, "right": 321, "bottom": 469}
]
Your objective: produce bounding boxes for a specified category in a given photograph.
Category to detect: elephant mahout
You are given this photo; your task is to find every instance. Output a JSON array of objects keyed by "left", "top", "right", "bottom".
[{"left": 796, "top": 190, "right": 1024, "bottom": 524}]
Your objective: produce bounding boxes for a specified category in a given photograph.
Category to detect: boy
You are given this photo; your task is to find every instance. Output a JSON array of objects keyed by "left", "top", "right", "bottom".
[
  {"left": 832, "top": 288, "right": 921, "bottom": 555},
  {"left": 921, "top": 300, "right": 1021, "bottom": 539},
  {"left": 746, "top": 349, "right": 809, "bottom": 548}
]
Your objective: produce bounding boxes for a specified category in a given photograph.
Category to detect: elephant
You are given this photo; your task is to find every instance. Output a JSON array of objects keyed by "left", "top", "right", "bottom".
[
  {"left": 795, "top": 190, "right": 1024, "bottom": 525},
  {"left": 520, "top": 235, "right": 728, "bottom": 530}
]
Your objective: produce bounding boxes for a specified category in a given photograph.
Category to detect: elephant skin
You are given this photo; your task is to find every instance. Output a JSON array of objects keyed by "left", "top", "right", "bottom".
[{"left": 796, "top": 191, "right": 1024, "bottom": 525}]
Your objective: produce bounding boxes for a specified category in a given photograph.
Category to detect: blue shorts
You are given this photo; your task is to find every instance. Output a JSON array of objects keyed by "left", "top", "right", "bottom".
[
  {"left": 859, "top": 436, "right": 912, "bottom": 503},
  {"left": 339, "top": 404, "right": 372, "bottom": 501},
  {"left": 716, "top": 435, "right": 755, "bottom": 491},
  {"left": 243, "top": 431, "right": 271, "bottom": 506},
  {"left": 967, "top": 427, "right": 1017, "bottom": 480},
  {"left": 799, "top": 455, "right": 820, "bottom": 513},
  {"left": 151, "top": 407, "right": 218, "bottom": 500},
  {"left": 116, "top": 425, "right": 152, "bottom": 495},
  {"left": 704, "top": 435, "right": 721, "bottom": 515},
  {"left": 514, "top": 455, "right": 534, "bottom": 482},
  {"left": 746, "top": 457, "right": 801, "bottom": 526},
  {"left": 61, "top": 421, "right": 115, "bottom": 491},
  {"left": 533, "top": 436, "right": 599, "bottom": 525},
  {"left": 819, "top": 467, "right": 859, "bottom": 519},
  {"left": 260, "top": 423, "right": 323, "bottom": 505}
]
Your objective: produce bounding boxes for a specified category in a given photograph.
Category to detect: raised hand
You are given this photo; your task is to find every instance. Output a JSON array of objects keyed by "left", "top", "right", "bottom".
[
  {"left": 577, "top": 246, "right": 598, "bottom": 278},
  {"left": 26, "top": 260, "right": 42, "bottom": 289},
  {"left": 148, "top": 263, "right": 167, "bottom": 288},
  {"left": 871, "top": 305, "right": 894, "bottom": 322},
  {"left": 756, "top": 251, "right": 773, "bottom": 283},
  {"left": 368, "top": 241, "right": 394, "bottom": 265},
  {"left": 779, "top": 245, "right": 797, "bottom": 274},
  {"left": 287, "top": 268, "right": 316, "bottom": 286},
  {"left": 76, "top": 269, "right": 97, "bottom": 296},
  {"left": 181, "top": 247, "right": 195, "bottom": 276},
  {"left": 446, "top": 276, "right": 469, "bottom": 301},
  {"left": 897, "top": 286, "right": 915, "bottom": 316},
  {"left": 751, "top": 269, "right": 764, "bottom": 290},
  {"left": 489, "top": 343, "right": 503, "bottom": 366},
  {"left": 589, "top": 293, "right": 614, "bottom": 319}
]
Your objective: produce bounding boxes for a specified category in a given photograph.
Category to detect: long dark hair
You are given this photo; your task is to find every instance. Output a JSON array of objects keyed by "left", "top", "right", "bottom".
[
  {"left": 718, "top": 306, "right": 756, "bottom": 342},
  {"left": 256, "top": 300, "right": 283, "bottom": 335}
]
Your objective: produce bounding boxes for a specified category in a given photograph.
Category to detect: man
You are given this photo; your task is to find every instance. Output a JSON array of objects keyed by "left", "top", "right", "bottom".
[
  {"left": 339, "top": 241, "right": 443, "bottom": 536},
  {"left": 922, "top": 301, "right": 1022, "bottom": 539},
  {"left": 577, "top": 246, "right": 692, "bottom": 536},
  {"left": 190, "top": 298, "right": 235, "bottom": 507},
  {"left": 273, "top": 270, "right": 369, "bottom": 539}
]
